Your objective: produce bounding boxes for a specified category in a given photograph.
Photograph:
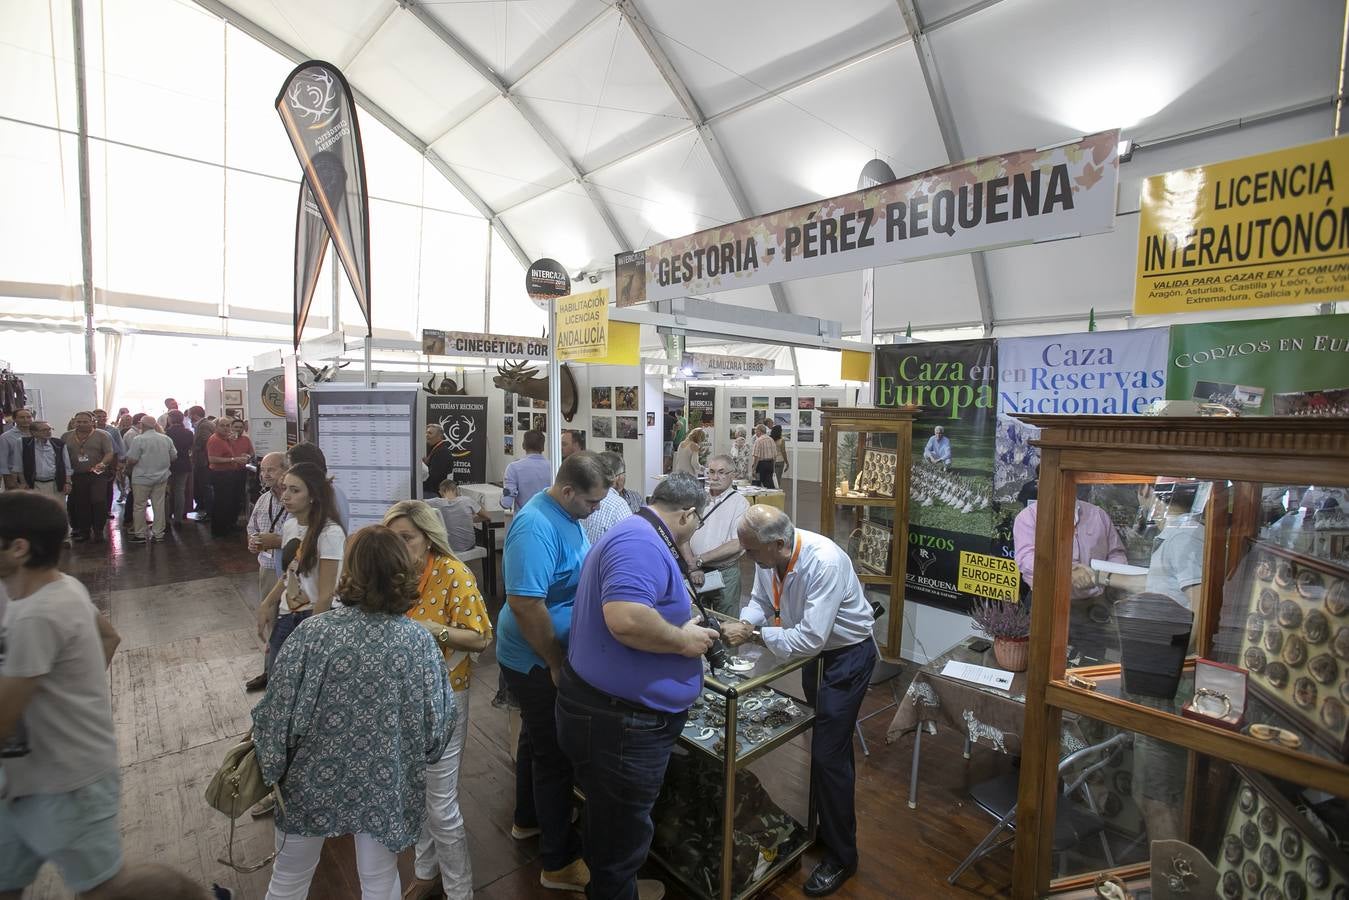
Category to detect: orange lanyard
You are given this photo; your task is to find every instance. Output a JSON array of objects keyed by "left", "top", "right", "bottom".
[
  {"left": 418, "top": 556, "right": 436, "bottom": 595},
  {"left": 770, "top": 536, "right": 802, "bottom": 626}
]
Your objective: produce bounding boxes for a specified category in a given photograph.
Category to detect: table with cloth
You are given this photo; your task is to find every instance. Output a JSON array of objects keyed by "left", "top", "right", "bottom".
[{"left": 885, "top": 636, "right": 1086, "bottom": 809}]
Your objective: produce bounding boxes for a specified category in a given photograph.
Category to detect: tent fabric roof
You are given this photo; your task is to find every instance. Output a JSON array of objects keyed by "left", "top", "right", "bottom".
[{"left": 2, "top": 0, "right": 1342, "bottom": 344}]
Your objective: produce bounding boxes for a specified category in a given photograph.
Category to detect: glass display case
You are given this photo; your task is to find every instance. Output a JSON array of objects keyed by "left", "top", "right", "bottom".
[
  {"left": 1010, "top": 415, "right": 1349, "bottom": 899},
  {"left": 819, "top": 406, "right": 917, "bottom": 659},
  {"left": 648, "top": 621, "right": 817, "bottom": 900}
]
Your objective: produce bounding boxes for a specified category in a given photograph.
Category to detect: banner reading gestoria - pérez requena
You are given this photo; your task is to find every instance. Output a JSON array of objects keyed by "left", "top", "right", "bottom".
[
  {"left": 1166, "top": 313, "right": 1349, "bottom": 416},
  {"left": 1134, "top": 134, "right": 1349, "bottom": 315},
  {"left": 641, "top": 130, "right": 1119, "bottom": 303},
  {"left": 875, "top": 340, "right": 1000, "bottom": 611}
]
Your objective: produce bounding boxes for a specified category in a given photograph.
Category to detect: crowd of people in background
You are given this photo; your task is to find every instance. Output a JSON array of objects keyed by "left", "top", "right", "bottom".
[
  {"left": 0, "top": 398, "right": 275, "bottom": 545},
  {"left": 1, "top": 402, "right": 873, "bottom": 900}
]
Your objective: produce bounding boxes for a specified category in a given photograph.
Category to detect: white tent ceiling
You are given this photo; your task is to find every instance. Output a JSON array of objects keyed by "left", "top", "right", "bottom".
[{"left": 1, "top": 0, "right": 1342, "bottom": 351}]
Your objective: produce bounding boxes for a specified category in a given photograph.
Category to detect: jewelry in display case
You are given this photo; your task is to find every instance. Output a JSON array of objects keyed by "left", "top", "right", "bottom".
[
  {"left": 851, "top": 520, "right": 892, "bottom": 575},
  {"left": 1236, "top": 542, "right": 1349, "bottom": 760},
  {"left": 1215, "top": 767, "right": 1349, "bottom": 899},
  {"left": 854, "top": 448, "right": 897, "bottom": 497}
]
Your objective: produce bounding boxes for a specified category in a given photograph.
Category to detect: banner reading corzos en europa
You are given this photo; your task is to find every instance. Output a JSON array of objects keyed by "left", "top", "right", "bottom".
[
  {"left": 643, "top": 130, "right": 1119, "bottom": 302},
  {"left": 1166, "top": 313, "right": 1349, "bottom": 416},
  {"left": 1134, "top": 135, "right": 1349, "bottom": 314},
  {"left": 875, "top": 340, "right": 999, "bottom": 612}
]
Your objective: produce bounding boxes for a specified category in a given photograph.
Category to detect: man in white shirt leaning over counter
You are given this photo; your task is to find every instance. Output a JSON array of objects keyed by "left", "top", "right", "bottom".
[{"left": 721, "top": 505, "right": 876, "bottom": 897}]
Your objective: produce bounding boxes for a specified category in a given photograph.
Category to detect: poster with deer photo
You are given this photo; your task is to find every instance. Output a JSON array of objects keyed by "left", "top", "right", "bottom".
[{"left": 426, "top": 395, "right": 488, "bottom": 484}]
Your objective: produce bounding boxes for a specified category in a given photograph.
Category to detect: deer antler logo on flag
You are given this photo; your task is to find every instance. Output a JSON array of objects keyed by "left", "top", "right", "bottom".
[
  {"left": 440, "top": 415, "right": 478, "bottom": 457},
  {"left": 286, "top": 69, "right": 340, "bottom": 129}
]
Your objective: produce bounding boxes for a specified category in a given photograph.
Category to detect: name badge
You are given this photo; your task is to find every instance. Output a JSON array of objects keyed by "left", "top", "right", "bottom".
[{"left": 78, "top": 453, "right": 90, "bottom": 463}]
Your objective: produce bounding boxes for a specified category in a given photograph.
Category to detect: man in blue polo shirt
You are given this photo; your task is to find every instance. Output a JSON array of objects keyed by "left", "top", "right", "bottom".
[
  {"left": 557, "top": 473, "right": 718, "bottom": 900},
  {"left": 498, "top": 451, "right": 610, "bottom": 893}
]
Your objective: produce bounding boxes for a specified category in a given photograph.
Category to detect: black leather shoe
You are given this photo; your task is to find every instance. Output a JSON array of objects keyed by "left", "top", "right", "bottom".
[
  {"left": 803, "top": 860, "right": 855, "bottom": 897},
  {"left": 245, "top": 673, "right": 268, "bottom": 692}
]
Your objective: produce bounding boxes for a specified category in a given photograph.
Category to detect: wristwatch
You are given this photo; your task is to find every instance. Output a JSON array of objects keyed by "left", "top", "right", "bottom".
[{"left": 695, "top": 556, "right": 705, "bottom": 571}]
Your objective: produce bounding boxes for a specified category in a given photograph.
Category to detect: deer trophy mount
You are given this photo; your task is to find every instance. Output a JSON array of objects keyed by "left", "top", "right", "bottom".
[
  {"left": 302, "top": 360, "right": 350, "bottom": 388},
  {"left": 423, "top": 373, "right": 468, "bottom": 396},
  {"left": 493, "top": 360, "right": 578, "bottom": 421}
]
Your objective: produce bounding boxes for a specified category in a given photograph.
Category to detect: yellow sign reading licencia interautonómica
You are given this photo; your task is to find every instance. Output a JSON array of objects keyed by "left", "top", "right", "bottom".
[
  {"left": 555, "top": 288, "right": 610, "bottom": 361},
  {"left": 1134, "top": 135, "right": 1349, "bottom": 314}
]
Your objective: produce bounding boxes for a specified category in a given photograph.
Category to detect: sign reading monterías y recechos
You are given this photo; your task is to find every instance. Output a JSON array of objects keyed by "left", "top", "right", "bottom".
[
  {"left": 1133, "top": 135, "right": 1349, "bottom": 314},
  {"left": 641, "top": 130, "right": 1120, "bottom": 303}
]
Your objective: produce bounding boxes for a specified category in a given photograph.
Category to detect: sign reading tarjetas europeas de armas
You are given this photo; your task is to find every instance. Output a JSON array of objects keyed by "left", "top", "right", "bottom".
[
  {"left": 1134, "top": 135, "right": 1349, "bottom": 314},
  {"left": 642, "top": 130, "right": 1120, "bottom": 302}
]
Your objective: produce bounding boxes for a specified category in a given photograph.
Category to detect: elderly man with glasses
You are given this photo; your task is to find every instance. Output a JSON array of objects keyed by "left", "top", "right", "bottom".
[{"left": 687, "top": 453, "right": 750, "bottom": 615}]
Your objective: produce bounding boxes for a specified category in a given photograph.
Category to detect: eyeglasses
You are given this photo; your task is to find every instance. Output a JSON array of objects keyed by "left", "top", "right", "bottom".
[{"left": 706, "top": 468, "right": 732, "bottom": 476}]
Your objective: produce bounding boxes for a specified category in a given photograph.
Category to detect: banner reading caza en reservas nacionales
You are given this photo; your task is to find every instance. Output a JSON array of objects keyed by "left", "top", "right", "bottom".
[
  {"left": 1134, "top": 135, "right": 1349, "bottom": 315},
  {"left": 643, "top": 130, "right": 1119, "bottom": 302},
  {"left": 875, "top": 340, "right": 1001, "bottom": 611}
]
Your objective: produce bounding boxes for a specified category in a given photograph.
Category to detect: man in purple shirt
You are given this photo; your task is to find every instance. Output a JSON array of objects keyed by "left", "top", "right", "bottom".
[
  {"left": 557, "top": 473, "right": 717, "bottom": 900},
  {"left": 502, "top": 429, "right": 552, "bottom": 513},
  {"left": 1013, "top": 497, "right": 1127, "bottom": 601}
]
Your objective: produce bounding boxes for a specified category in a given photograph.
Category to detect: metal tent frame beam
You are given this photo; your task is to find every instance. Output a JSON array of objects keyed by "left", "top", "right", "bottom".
[
  {"left": 896, "top": 0, "right": 997, "bottom": 336},
  {"left": 619, "top": 0, "right": 799, "bottom": 381},
  {"left": 396, "top": 0, "right": 634, "bottom": 253},
  {"left": 190, "top": 0, "right": 531, "bottom": 269}
]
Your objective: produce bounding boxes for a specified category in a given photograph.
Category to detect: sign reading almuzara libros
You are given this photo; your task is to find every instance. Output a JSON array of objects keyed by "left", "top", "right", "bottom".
[{"left": 642, "top": 130, "right": 1119, "bottom": 302}]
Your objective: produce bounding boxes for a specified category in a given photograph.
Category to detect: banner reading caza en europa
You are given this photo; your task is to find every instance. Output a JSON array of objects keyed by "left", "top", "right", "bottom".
[
  {"left": 1166, "top": 313, "right": 1349, "bottom": 416},
  {"left": 875, "top": 340, "right": 1000, "bottom": 611},
  {"left": 426, "top": 396, "right": 488, "bottom": 485},
  {"left": 644, "top": 130, "right": 1119, "bottom": 302}
]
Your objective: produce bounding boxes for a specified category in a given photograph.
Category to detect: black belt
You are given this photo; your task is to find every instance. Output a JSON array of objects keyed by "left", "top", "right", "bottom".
[
  {"left": 35, "top": 478, "right": 55, "bottom": 483},
  {"left": 561, "top": 660, "right": 661, "bottom": 716}
]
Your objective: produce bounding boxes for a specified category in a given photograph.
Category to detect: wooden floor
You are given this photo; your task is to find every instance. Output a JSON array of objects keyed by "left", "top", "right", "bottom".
[{"left": 29, "top": 488, "right": 1015, "bottom": 900}]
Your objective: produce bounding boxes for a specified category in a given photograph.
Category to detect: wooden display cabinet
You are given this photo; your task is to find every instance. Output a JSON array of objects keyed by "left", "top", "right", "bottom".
[
  {"left": 1011, "top": 416, "right": 1349, "bottom": 899},
  {"left": 819, "top": 406, "right": 916, "bottom": 660}
]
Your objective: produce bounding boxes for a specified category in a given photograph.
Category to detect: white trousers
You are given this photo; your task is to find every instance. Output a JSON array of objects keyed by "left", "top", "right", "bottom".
[
  {"left": 133, "top": 480, "right": 168, "bottom": 538},
  {"left": 265, "top": 831, "right": 401, "bottom": 900},
  {"left": 414, "top": 688, "right": 473, "bottom": 898}
]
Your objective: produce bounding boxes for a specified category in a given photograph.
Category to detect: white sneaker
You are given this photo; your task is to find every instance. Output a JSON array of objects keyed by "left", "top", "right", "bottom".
[{"left": 637, "top": 880, "right": 665, "bottom": 900}]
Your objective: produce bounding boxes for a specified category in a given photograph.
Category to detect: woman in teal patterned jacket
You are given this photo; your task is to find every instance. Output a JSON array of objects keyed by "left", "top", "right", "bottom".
[{"left": 252, "top": 525, "right": 456, "bottom": 900}]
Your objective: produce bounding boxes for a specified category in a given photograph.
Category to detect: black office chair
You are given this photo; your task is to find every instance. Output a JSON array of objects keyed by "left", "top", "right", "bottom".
[{"left": 947, "top": 731, "right": 1130, "bottom": 886}]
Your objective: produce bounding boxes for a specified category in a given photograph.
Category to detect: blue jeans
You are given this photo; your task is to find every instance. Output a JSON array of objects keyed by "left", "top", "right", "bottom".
[
  {"left": 501, "top": 664, "right": 581, "bottom": 872},
  {"left": 556, "top": 663, "right": 686, "bottom": 900},
  {"left": 265, "top": 611, "right": 311, "bottom": 673}
]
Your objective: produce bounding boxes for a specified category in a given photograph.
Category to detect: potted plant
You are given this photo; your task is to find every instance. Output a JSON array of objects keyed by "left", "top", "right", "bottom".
[{"left": 970, "top": 599, "right": 1032, "bottom": 672}]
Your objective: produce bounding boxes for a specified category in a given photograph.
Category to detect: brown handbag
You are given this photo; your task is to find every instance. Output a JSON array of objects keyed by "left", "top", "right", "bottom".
[{"left": 204, "top": 737, "right": 286, "bottom": 873}]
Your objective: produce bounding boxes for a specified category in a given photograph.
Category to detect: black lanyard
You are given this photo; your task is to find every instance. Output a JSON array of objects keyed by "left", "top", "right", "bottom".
[
  {"left": 267, "top": 492, "right": 286, "bottom": 532},
  {"left": 699, "top": 486, "right": 738, "bottom": 525},
  {"left": 636, "top": 508, "right": 713, "bottom": 620},
  {"left": 636, "top": 508, "right": 688, "bottom": 578}
]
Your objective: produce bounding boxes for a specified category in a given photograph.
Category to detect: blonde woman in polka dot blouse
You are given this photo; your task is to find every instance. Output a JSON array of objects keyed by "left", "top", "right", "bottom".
[{"left": 384, "top": 500, "right": 493, "bottom": 900}]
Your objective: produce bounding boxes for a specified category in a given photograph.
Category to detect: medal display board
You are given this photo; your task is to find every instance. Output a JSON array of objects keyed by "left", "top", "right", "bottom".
[
  {"left": 1216, "top": 767, "right": 1349, "bottom": 899},
  {"left": 1237, "top": 543, "right": 1349, "bottom": 760}
]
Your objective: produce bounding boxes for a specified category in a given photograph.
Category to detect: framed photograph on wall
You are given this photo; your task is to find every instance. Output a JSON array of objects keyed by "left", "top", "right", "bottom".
[
  {"left": 223, "top": 389, "right": 243, "bottom": 407},
  {"left": 797, "top": 428, "right": 814, "bottom": 443},
  {"left": 774, "top": 397, "right": 791, "bottom": 409},
  {"left": 504, "top": 416, "right": 514, "bottom": 435},
  {"left": 604, "top": 441, "right": 624, "bottom": 455},
  {"left": 615, "top": 386, "right": 639, "bottom": 411},
  {"left": 730, "top": 396, "right": 747, "bottom": 409},
  {"left": 798, "top": 396, "right": 815, "bottom": 410},
  {"left": 798, "top": 410, "right": 812, "bottom": 427},
  {"left": 730, "top": 411, "right": 747, "bottom": 426},
  {"left": 616, "top": 415, "right": 639, "bottom": 439},
  {"left": 646, "top": 411, "right": 656, "bottom": 427},
  {"left": 591, "top": 387, "right": 613, "bottom": 409},
  {"left": 504, "top": 435, "right": 514, "bottom": 455},
  {"left": 517, "top": 412, "right": 531, "bottom": 432},
  {"left": 592, "top": 416, "right": 613, "bottom": 438}
]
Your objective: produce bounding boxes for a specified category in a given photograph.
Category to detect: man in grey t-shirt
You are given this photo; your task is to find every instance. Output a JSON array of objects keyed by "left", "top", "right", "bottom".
[
  {"left": 0, "top": 490, "right": 126, "bottom": 897},
  {"left": 426, "top": 479, "right": 491, "bottom": 554}
]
